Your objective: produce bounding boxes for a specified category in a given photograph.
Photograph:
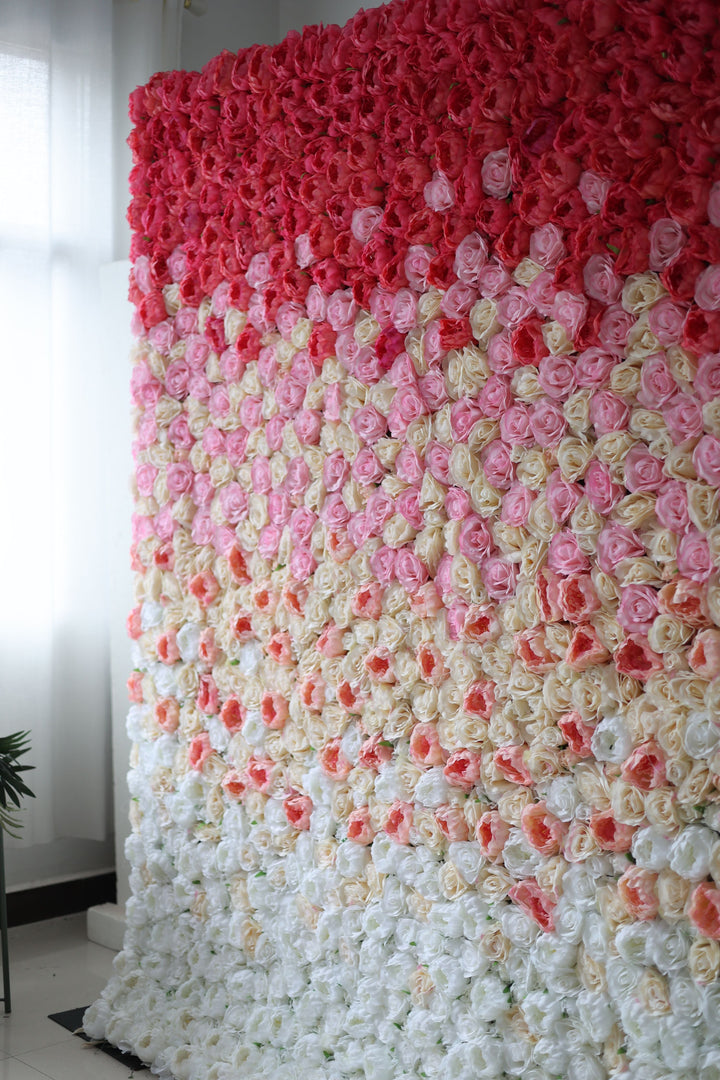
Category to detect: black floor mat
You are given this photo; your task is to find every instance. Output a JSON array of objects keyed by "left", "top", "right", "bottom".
[{"left": 48, "top": 1007, "right": 148, "bottom": 1071}]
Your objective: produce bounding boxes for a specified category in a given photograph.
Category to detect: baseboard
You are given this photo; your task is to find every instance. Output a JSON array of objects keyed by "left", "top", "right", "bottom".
[
  {"left": 86, "top": 902, "right": 126, "bottom": 951},
  {"left": 6, "top": 872, "right": 116, "bottom": 927}
]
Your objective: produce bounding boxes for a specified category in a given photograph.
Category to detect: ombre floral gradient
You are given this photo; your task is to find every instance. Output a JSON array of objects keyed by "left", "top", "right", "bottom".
[{"left": 86, "top": 1, "right": 720, "bottom": 1078}]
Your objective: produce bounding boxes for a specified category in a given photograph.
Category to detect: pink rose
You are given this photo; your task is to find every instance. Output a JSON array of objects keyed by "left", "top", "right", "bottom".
[
  {"left": 441, "top": 281, "right": 477, "bottom": 319},
  {"left": 166, "top": 462, "right": 194, "bottom": 498},
  {"left": 284, "top": 792, "right": 313, "bottom": 831},
  {"left": 596, "top": 523, "right": 645, "bottom": 574},
  {"left": 289, "top": 507, "right": 316, "bottom": 545},
  {"left": 396, "top": 445, "right": 424, "bottom": 485},
  {"left": 274, "top": 375, "right": 305, "bottom": 417},
  {"left": 688, "top": 882, "right": 720, "bottom": 941},
  {"left": 688, "top": 629, "right": 720, "bottom": 679},
  {"left": 477, "top": 375, "right": 512, "bottom": 419},
  {"left": 251, "top": 456, "right": 272, "bottom": 495},
  {"left": 495, "top": 286, "right": 534, "bottom": 328},
  {"left": 165, "top": 359, "right": 190, "bottom": 399},
  {"left": 446, "top": 601, "right": 468, "bottom": 640},
  {"left": 351, "top": 205, "right": 383, "bottom": 243},
  {"left": 458, "top": 515, "right": 493, "bottom": 564},
  {"left": 320, "top": 493, "right": 350, "bottom": 530},
  {"left": 499, "top": 403, "right": 534, "bottom": 447},
  {"left": 693, "top": 434, "right": 720, "bottom": 487},
  {"left": 202, "top": 426, "right": 226, "bottom": 459},
  {"left": 396, "top": 487, "right": 424, "bottom": 529},
  {"left": 190, "top": 509, "right": 213, "bottom": 547},
  {"left": 614, "top": 635, "right": 664, "bottom": 681},
  {"left": 494, "top": 743, "right": 533, "bottom": 785},
  {"left": 436, "top": 805, "right": 469, "bottom": 842},
  {"left": 366, "top": 490, "right": 395, "bottom": 533},
  {"left": 621, "top": 741, "right": 666, "bottom": 792},
  {"left": 584, "top": 460, "right": 623, "bottom": 515},
  {"left": 537, "top": 353, "right": 577, "bottom": 401},
  {"left": 529, "top": 398, "right": 567, "bottom": 447},
  {"left": 648, "top": 217, "right": 686, "bottom": 271},
  {"left": 477, "top": 258, "right": 512, "bottom": 299},
  {"left": 482, "top": 557, "right": 518, "bottom": 601},
  {"left": 418, "top": 369, "right": 449, "bottom": 411},
  {"left": 347, "top": 806, "right": 375, "bottom": 845},
  {"left": 589, "top": 390, "right": 630, "bottom": 434},
  {"left": 390, "top": 288, "right": 418, "bottom": 333},
  {"left": 663, "top": 394, "right": 703, "bottom": 443},
  {"left": 655, "top": 481, "right": 690, "bottom": 533},
  {"left": 388, "top": 385, "right": 427, "bottom": 437},
  {"left": 598, "top": 305, "right": 635, "bottom": 354},
  {"left": 618, "top": 584, "right": 659, "bottom": 634},
  {"left": 481, "top": 441, "right": 514, "bottom": 489},
  {"left": 257, "top": 525, "right": 282, "bottom": 561},
  {"left": 453, "top": 232, "right": 488, "bottom": 285},
  {"left": 547, "top": 530, "right": 591, "bottom": 576},
  {"left": 553, "top": 292, "right": 588, "bottom": 340},
  {"left": 404, "top": 246, "right": 433, "bottom": 291},
  {"left": 445, "top": 487, "right": 470, "bottom": 520},
  {"left": 647, "top": 298, "right": 687, "bottom": 346},
  {"left": 694, "top": 264, "right": 720, "bottom": 311},
  {"left": 348, "top": 512, "right": 371, "bottom": 549},
  {"left": 294, "top": 409, "right": 322, "bottom": 445},
  {"left": 351, "top": 581, "right": 384, "bottom": 620},
  {"left": 557, "top": 574, "right": 600, "bottom": 623},
  {"left": 385, "top": 801, "right": 414, "bottom": 844},
  {"left": 326, "top": 289, "right": 357, "bottom": 331},
  {"left": 565, "top": 625, "right": 610, "bottom": 670},
  {"left": 387, "top": 352, "right": 417, "bottom": 389},
  {"left": 226, "top": 428, "right": 249, "bottom": 467},
  {"left": 575, "top": 347, "right": 616, "bottom": 389},
  {"left": 583, "top": 254, "right": 622, "bottom": 304},
  {"left": 136, "top": 463, "right": 157, "bottom": 498},
  {"left": 268, "top": 490, "right": 292, "bottom": 526},
  {"left": 545, "top": 471, "right": 582, "bottom": 524},
  {"left": 351, "top": 447, "right": 385, "bottom": 485},
  {"left": 369, "top": 545, "right": 397, "bottom": 585},
  {"left": 529, "top": 223, "right": 565, "bottom": 270},
  {"left": 677, "top": 529, "right": 713, "bottom": 582},
  {"left": 306, "top": 284, "right": 327, "bottom": 322},
  {"left": 316, "top": 623, "right": 345, "bottom": 658},
  {"left": 578, "top": 170, "right": 610, "bottom": 214},
  {"left": 276, "top": 301, "right": 304, "bottom": 339},
  {"left": 409, "top": 722, "right": 447, "bottom": 768},
  {"left": 351, "top": 405, "right": 387, "bottom": 445},
  {"left": 637, "top": 354, "right": 677, "bottom": 408},
  {"left": 425, "top": 442, "right": 451, "bottom": 485},
  {"left": 624, "top": 445, "right": 665, "bottom": 492},
  {"left": 323, "top": 383, "right": 342, "bottom": 423},
  {"left": 323, "top": 450, "right": 350, "bottom": 492},
  {"left": 219, "top": 482, "right": 249, "bottom": 524},
  {"left": 444, "top": 748, "right": 482, "bottom": 792},
  {"left": 185, "top": 335, "right": 210, "bottom": 370},
  {"left": 521, "top": 802, "right": 567, "bottom": 856},
  {"left": 168, "top": 413, "right": 194, "bottom": 450},
  {"left": 481, "top": 148, "right": 511, "bottom": 198},
  {"left": 695, "top": 353, "right": 720, "bottom": 403},
  {"left": 486, "top": 332, "right": 517, "bottom": 375},
  {"left": 501, "top": 483, "right": 535, "bottom": 526},
  {"left": 395, "top": 549, "right": 428, "bottom": 593},
  {"left": 188, "top": 733, "right": 213, "bottom": 772},
  {"left": 285, "top": 456, "right": 311, "bottom": 500},
  {"left": 475, "top": 811, "right": 510, "bottom": 861},
  {"left": 423, "top": 170, "right": 454, "bottom": 211},
  {"left": 709, "top": 181, "right": 720, "bottom": 227}
]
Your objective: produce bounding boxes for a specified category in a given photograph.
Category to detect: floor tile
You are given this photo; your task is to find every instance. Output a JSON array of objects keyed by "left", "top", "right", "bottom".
[
  {"left": 0, "top": 1059, "right": 64, "bottom": 1080},
  {"left": 17, "top": 1039, "right": 140, "bottom": 1080}
]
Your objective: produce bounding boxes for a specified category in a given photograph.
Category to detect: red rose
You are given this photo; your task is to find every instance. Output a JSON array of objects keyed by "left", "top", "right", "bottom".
[
  {"left": 666, "top": 174, "right": 712, "bottom": 226},
  {"left": 510, "top": 318, "right": 548, "bottom": 365},
  {"left": 138, "top": 290, "right": 168, "bottom": 328},
  {"left": 683, "top": 309, "right": 720, "bottom": 354},
  {"left": 494, "top": 218, "right": 531, "bottom": 267},
  {"left": 661, "top": 253, "right": 706, "bottom": 301}
]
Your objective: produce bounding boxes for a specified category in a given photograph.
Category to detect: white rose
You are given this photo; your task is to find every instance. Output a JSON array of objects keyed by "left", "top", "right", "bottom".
[
  {"left": 500, "top": 906, "right": 539, "bottom": 949},
  {"left": 151, "top": 662, "right": 177, "bottom": 698},
  {"left": 591, "top": 713, "right": 634, "bottom": 763},
  {"left": 206, "top": 716, "right": 230, "bottom": 754},
  {"left": 241, "top": 707, "right": 265, "bottom": 749},
  {"left": 576, "top": 989, "right": 615, "bottom": 1043},
  {"left": 669, "top": 824, "right": 715, "bottom": 880},
  {"left": 141, "top": 600, "right": 164, "bottom": 631},
  {"left": 648, "top": 921, "right": 690, "bottom": 975},
  {"left": 552, "top": 897, "right": 585, "bottom": 945},
  {"left": 684, "top": 711, "right": 720, "bottom": 759},
  {"left": 545, "top": 775, "right": 584, "bottom": 821},
  {"left": 632, "top": 825, "right": 674, "bottom": 872},
  {"left": 658, "top": 1016, "right": 700, "bottom": 1072},
  {"left": 502, "top": 828, "right": 542, "bottom": 878},
  {"left": 668, "top": 973, "right": 703, "bottom": 1018},
  {"left": 340, "top": 725, "right": 364, "bottom": 766},
  {"left": 449, "top": 841, "right": 482, "bottom": 884},
  {"left": 373, "top": 763, "right": 404, "bottom": 803},
  {"left": 615, "top": 921, "right": 651, "bottom": 966},
  {"left": 605, "top": 956, "right": 643, "bottom": 1001},
  {"left": 336, "top": 842, "right": 369, "bottom": 879},
  {"left": 413, "top": 767, "right": 454, "bottom": 808},
  {"left": 469, "top": 973, "right": 508, "bottom": 1021},
  {"left": 237, "top": 639, "right": 262, "bottom": 676}
]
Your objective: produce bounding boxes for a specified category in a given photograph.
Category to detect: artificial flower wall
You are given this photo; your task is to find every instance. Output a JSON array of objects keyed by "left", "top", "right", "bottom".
[{"left": 86, "top": 1, "right": 720, "bottom": 1077}]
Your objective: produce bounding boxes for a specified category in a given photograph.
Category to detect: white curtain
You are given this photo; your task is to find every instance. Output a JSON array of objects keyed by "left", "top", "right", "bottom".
[{"left": 0, "top": 0, "right": 114, "bottom": 845}]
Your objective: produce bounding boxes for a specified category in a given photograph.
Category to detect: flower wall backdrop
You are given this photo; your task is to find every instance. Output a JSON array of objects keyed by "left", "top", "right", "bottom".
[{"left": 86, "top": 1, "right": 720, "bottom": 1077}]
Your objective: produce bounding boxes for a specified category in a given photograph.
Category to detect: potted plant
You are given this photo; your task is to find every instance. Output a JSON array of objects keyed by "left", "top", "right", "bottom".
[{"left": 0, "top": 730, "right": 35, "bottom": 1013}]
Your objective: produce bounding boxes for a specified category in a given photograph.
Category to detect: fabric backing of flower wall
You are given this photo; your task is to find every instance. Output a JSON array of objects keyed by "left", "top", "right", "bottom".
[{"left": 85, "top": 1, "right": 720, "bottom": 1077}]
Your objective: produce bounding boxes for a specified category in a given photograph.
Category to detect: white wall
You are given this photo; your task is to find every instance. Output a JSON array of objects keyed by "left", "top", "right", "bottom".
[
  {"left": 181, "top": 0, "right": 280, "bottom": 71},
  {"left": 278, "top": 0, "right": 387, "bottom": 37}
]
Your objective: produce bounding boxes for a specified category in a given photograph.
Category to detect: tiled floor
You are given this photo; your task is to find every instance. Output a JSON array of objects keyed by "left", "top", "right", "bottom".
[{"left": 0, "top": 914, "right": 139, "bottom": 1079}]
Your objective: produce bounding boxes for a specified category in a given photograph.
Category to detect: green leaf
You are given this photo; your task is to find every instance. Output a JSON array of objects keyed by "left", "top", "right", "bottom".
[{"left": 229, "top": 659, "right": 240, "bottom": 666}]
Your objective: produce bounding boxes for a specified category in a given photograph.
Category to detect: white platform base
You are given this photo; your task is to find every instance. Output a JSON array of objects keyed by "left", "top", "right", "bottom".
[{"left": 86, "top": 902, "right": 126, "bottom": 951}]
